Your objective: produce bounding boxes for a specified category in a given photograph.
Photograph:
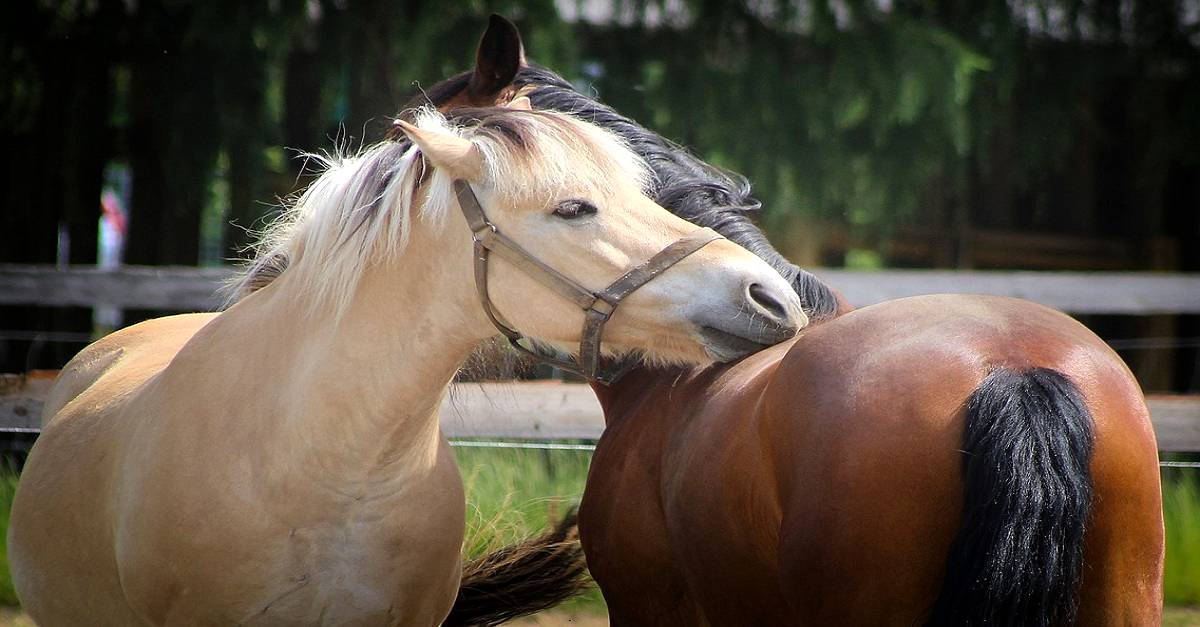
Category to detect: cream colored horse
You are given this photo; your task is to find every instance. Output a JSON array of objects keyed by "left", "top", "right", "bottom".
[{"left": 9, "top": 105, "right": 806, "bottom": 626}]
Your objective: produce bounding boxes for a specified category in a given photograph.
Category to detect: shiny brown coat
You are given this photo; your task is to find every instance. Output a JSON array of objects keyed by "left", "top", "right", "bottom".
[{"left": 583, "top": 295, "right": 1163, "bottom": 626}]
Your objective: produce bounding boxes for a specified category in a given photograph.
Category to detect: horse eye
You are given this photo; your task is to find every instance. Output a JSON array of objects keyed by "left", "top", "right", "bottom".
[{"left": 552, "top": 199, "right": 598, "bottom": 220}]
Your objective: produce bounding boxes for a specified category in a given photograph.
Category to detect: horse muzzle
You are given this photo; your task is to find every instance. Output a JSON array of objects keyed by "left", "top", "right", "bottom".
[{"left": 692, "top": 278, "right": 808, "bottom": 362}]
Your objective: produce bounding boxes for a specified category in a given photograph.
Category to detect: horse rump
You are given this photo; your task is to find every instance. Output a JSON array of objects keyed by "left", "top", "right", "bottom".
[
  {"left": 927, "top": 367, "right": 1095, "bottom": 627},
  {"left": 443, "top": 508, "right": 588, "bottom": 627}
]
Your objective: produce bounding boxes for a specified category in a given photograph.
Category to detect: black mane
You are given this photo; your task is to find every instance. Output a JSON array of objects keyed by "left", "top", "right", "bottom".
[{"left": 510, "top": 66, "right": 839, "bottom": 321}]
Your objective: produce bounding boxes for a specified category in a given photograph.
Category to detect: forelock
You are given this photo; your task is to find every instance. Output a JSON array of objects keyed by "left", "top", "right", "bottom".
[{"left": 444, "top": 108, "right": 653, "bottom": 204}]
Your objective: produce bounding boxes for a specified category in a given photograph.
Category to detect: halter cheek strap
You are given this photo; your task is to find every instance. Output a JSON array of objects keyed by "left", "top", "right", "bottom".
[{"left": 453, "top": 180, "right": 722, "bottom": 384}]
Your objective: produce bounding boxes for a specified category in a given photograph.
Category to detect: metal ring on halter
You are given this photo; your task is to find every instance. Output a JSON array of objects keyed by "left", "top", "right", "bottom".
[{"left": 454, "top": 180, "right": 723, "bottom": 384}]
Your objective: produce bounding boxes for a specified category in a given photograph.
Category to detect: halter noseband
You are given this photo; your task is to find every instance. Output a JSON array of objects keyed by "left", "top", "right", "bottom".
[{"left": 453, "top": 180, "right": 722, "bottom": 384}]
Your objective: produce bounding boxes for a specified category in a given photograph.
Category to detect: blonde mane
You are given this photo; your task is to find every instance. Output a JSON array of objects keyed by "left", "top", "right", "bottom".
[{"left": 225, "top": 107, "right": 652, "bottom": 316}]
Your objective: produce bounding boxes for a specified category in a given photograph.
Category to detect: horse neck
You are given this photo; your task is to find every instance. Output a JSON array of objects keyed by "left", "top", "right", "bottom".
[
  {"left": 588, "top": 296, "right": 854, "bottom": 428},
  {"left": 223, "top": 217, "right": 483, "bottom": 482},
  {"left": 589, "top": 366, "right": 690, "bottom": 427}
]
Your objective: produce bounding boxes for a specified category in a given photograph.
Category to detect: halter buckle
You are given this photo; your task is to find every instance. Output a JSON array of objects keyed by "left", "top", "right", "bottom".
[
  {"left": 471, "top": 223, "right": 498, "bottom": 243},
  {"left": 586, "top": 298, "right": 616, "bottom": 321}
]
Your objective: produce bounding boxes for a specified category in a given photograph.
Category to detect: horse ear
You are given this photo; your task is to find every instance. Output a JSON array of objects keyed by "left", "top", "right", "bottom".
[
  {"left": 505, "top": 96, "right": 532, "bottom": 111},
  {"left": 394, "top": 120, "right": 484, "bottom": 181},
  {"left": 467, "top": 14, "right": 526, "bottom": 102}
]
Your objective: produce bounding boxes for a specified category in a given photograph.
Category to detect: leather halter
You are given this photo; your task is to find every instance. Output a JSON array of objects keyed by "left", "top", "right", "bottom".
[{"left": 454, "top": 180, "right": 723, "bottom": 384}]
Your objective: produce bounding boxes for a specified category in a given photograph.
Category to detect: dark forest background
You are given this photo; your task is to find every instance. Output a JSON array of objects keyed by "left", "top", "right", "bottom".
[{"left": 2, "top": 0, "right": 1199, "bottom": 386}]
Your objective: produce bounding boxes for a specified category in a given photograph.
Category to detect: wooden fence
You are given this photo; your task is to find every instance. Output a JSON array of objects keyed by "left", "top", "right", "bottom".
[
  {"left": 2, "top": 264, "right": 1199, "bottom": 452},
  {"left": 3, "top": 264, "right": 1200, "bottom": 314},
  {"left": 2, "top": 374, "right": 1198, "bottom": 452}
]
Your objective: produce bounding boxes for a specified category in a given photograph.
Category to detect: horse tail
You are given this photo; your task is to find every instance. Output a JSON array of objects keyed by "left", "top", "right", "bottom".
[
  {"left": 927, "top": 367, "right": 1095, "bottom": 627},
  {"left": 443, "top": 508, "right": 588, "bottom": 627}
]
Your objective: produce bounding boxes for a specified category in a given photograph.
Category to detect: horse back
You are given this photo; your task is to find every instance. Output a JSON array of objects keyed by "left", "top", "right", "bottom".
[
  {"left": 10, "top": 313, "right": 217, "bottom": 625},
  {"left": 765, "top": 294, "right": 1162, "bottom": 625},
  {"left": 41, "top": 313, "right": 218, "bottom": 426}
]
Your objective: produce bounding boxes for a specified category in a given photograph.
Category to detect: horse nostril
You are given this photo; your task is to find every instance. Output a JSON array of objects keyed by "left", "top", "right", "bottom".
[{"left": 747, "top": 282, "right": 789, "bottom": 322}]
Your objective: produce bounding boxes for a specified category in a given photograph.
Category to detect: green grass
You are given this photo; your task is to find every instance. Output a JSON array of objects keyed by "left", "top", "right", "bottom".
[
  {"left": 1165, "top": 469, "right": 1200, "bottom": 606},
  {"left": 455, "top": 446, "right": 592, "bottom": 559},
  {"left": 0, "top": 473, "right": 17, "bottom": 606},
  {"left": 454, "top": 445, "right": 607, "bottom": 613}
]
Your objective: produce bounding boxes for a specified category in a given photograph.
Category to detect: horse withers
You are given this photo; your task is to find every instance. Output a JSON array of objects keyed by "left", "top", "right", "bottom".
[
  {"left": 7, "top": 106, "right": 805, "bottom": 625},
  {"left": 424, "top": 16, "right": 1164, "bottom": 626}
]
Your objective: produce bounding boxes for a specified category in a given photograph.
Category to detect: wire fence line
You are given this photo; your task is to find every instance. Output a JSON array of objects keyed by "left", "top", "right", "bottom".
[
  {"left": 449, "top": 440, "right": 598, "bottom": 451},
  {"left": 7, "top": 429, "right": 1199, "bottom": 467},
  {"left": 454, "top": 440, "right": 1200, "bottom": 468},
  {"left": 3, "top": 267, "right": 1198, "bottom": 465},
  {"left": 1158, "top": 460, "right": 1200, "bottom": 468},
  {"left": 4, "top": 380, "right": 1200, "bottom": 450}
]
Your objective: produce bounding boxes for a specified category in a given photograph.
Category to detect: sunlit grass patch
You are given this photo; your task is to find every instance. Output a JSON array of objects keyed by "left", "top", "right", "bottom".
[
  {"left": 1164, "top": 469, "right": 1200, "bottom": 607},
  {"left": 455, "top": 445, "right": 606, "bottom": 613},
  {"left": 0, "top": 472, "right": 18, "bottom": 606}
]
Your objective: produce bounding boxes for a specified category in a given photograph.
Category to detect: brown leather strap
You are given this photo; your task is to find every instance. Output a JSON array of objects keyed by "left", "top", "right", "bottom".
[
  {"left": 474, "top": 241, "right": 519, "bottom": 337},
  {"left": 576, "top": 227, "right": 721, "bottom": 370},
  {"left": 599, "top": 228, "right": 723, "bottom": 304},
  {"left": 455, "top": 179, "right": 493, "bottom": 233},
  {"left": 455, "top": 180, "right": 723, "bottom": 383},
  {"left": 457, "top": 181, "right": 598, "bottom": 309}
]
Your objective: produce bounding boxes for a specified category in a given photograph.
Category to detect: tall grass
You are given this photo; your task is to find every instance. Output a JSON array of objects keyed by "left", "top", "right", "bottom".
[
  {"left": 0, "top": 472, "right": 18, "bottom": 606},
  {"left": 454, "top": 444, "right": 607, "bottom": 612},
  {"left": 1164, "top": 470, "right": 1200, "bottom": 606},
  {"left": 455, "top": 446, "right": 592, "bottom": 559}
]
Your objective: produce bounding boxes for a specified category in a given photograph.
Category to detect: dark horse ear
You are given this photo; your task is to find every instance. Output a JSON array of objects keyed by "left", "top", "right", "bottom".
[{"left": 467, "top": 14, "right": 526, "bottom": 102}]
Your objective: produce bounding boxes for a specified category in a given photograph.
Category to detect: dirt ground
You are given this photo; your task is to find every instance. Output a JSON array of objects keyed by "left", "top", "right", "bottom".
[
  {"left": 1165, "top": 606, "right": 1200, "bottom": 627},
  {"left": 0, "top": 609, "right": 31, "bottom": 627}
]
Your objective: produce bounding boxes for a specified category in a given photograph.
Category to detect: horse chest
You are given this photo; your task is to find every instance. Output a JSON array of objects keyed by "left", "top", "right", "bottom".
[
  {"left": 246, "top": 517, "right": 461, "bottom": 625},
  {"left": 237, "top": 473, "right": 466, "bottom": 624},
  {"left": 117, "top": 456, "right": 466, "bottom": 626}
]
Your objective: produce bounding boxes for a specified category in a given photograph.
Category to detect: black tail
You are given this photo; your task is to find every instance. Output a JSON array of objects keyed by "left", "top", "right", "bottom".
[
  {"left": 442, "top": 509, "right": 589, "bottom": 627},
  {"left": 927, "top": 367, "right": 1095, "bottom": 627}
]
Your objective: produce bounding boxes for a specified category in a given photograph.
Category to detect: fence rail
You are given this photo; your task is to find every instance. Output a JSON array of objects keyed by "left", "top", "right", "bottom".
[
  {"left": 3, "top": 264, "right": 1200, "bottom": 314},
  {"left": 2, "top": 375, "right": 1198, "bottom": 452},
  {"left": 2, "top": 265, "right": 1198, "bottom": 451},
  {"left": 814, "top": 268, "right": 1200, "bottom": 315},
  {"left": 0, "top": 265, "right": 231, "bottom": 311}
]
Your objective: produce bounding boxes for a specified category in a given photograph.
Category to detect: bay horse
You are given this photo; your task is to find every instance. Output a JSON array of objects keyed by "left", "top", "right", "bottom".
[
  {"left": 7, "top": 106, "right": 806, "bottom": 625},
  {"left": 422, "top": 16, "right": 1164, "bottom": 626}
]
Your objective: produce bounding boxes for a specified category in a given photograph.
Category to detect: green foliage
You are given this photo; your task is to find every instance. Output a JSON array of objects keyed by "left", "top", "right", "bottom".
[
  {"left": 1165, "top": 471, "right": 1200, "bottom": 606},
  {"left": 6, "top": 0, "right": 1196, "bottom": 267},
  {"left": 0, "top": 472, "right": 18, "bottom": 606},
  {"left": 844, "top": 248, "right": 883, "bottom": 270},
  {"left": 582, "top": 4, "right": 996, "bottom": 236}
]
